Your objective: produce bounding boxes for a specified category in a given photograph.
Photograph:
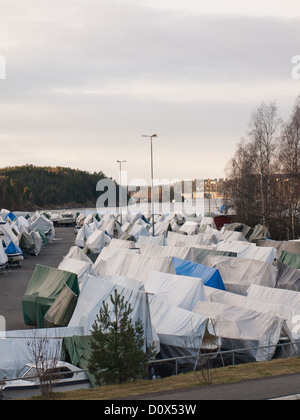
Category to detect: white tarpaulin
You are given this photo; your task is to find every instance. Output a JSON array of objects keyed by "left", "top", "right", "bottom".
[
  {"left": 246, "top": 284, "right": 300, "bottom": 354},
  {"left": 29, "top": 214, "right": 55, "bottom": 241},
  {"left": 205, "top": 286, "right": 284, "bottom": 318},
  {"left": 92, "top": 247, "right": 139, "bottom": 276},
  {"left": 109, "top": 238, "right": 137, "bottom": 249},
  {"left": 144, "top": 270, "right": 206, "bottom": 311},
  {"left": 65, "top": 246, "right": 93, "bottom": 264},
  {"left": 0, "top": 241, "right": 8, "bottom": 265},
  {"left": 84, "top": 230, "right": 111, "bottom": 253},
  {"left": 99, "top": 274, "right": 145, "bottom": 291},
  {"left": 239, "top": 246, "right": 277, "bottom": 264},
  {"left": 167, "top": 231, "right": 212, "bottom": 247},
  {"left": 0, "top": 327, "right": 83, "bottom": 380},
  {"left": 0, "top": 223, "right": 19, "bottom": 247},
  {"left": 75, "top": 224, "right": 94, "bottom": 248},
  {"left": 219, "top": 230, "right": 247, "bottom": 243},
  {"left": 148, "top": 295, "right": 220, "bottom": 361},
  {"left": 58, "top": 257, "right": 93, "bottom": 284},
  {"left": 204, "top": 255, "right": 278, "bottom": 295},
  {"left": 117, "top": 254, "right": 176, "bottom": 283},
  {"left": 99, "top": 217, "right": 122, "bottom": 237},
  {"left": 139, "top": 243, "right": 195, "bottom": 261},
  {"left": 215, "top": 241, "right": 256, "bottom": 256},
  {"left": 30, "top": 231, "right": 43, "bottom": 256},
  {"left": 136, "top": 235, "right": 166, "bottom": 247},
  {"left": 179, "top": 221, "right": 199, "bottom": 235},
  {"left": 68, "top": 274, "right": 159, "bottom": 352},
  {"left": 193, "top": 301, "right": 296, "bottom": 362}
]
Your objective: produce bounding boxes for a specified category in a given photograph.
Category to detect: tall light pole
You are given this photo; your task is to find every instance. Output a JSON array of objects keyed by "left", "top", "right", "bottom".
[
  {"left": 142, "top": 134, "right": 158, "bottom": 236},
  {"left": 117, "top": 160, "right": 126, "bottom": 225}
]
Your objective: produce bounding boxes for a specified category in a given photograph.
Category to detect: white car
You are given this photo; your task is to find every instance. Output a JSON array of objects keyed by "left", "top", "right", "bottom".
[{"left": 1, "top": 361, "right": 91, "bottom": 400}]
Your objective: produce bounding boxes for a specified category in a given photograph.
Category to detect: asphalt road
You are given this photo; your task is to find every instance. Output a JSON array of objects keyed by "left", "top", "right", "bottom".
[
  {"left": 122, "top": 373, "right": 300, "bottom": 401},
  {"left": 0, "top": 226, "right": 76, "bottom": 331}
]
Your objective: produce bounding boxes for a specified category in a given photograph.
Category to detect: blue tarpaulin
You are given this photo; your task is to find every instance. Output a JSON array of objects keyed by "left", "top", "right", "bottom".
[
  {"left": 4, "top": 212, "right": 17, "bottom": 222},
  {"left": 5, "top": 241, "right": 23, "bottom": 255},
  {"left": 173, "top": 257, "right": 225, "bottom": 290}
]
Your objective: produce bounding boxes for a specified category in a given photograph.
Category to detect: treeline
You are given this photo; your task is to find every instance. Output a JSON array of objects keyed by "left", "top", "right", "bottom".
[
  {"left": 224, "top": 94, "right": 300, "bottom": 240},
  {"left": 0, "top": 165, "right": 109, "bottom": 210}
]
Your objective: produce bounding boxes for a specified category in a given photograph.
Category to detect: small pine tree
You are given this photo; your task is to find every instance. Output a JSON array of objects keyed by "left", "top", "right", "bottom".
[{"left": 88, "top": 289, "right": 154, "bottom": 385}]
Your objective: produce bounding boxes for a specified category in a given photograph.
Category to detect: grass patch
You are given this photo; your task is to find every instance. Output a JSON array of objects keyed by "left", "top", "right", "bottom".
[{"left": 28, "top": 356, "right": 300, "bottom": 400}]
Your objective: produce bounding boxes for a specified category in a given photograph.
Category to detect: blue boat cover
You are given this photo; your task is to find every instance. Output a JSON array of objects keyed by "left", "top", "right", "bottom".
[
  {"left": 5, "top": 241, "right": 23, "bottom": 255},
  {"left": 173, "top": 257, "right": 225, "bottom": 290},
  {"left": 4, "top": 212, "right": 17, "bottom": 221}
]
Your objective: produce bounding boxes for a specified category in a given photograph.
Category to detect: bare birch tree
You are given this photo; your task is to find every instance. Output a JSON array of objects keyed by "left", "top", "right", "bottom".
[
  {"left": 26, "top": 330, "right": 62, "bottom": 400},
  {"left": 248, "top": 101, "right": 281, "bottom": 227},
  {"left": 279, "top": 96, "right": 300, "bottom": 238}
]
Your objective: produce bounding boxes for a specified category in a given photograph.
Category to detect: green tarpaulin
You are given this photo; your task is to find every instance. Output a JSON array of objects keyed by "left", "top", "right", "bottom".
[
  {"left": 34, "top": 228, "right": 47, "bottom": 245},
  {"left": 280, "top": 250, "right": 300, "bottom": 270},
  {"left": 22, "top": 264, "right": 79, "bottom": 328},
  {"left": 61, "top": 335, "right": 96, "bottom": 387}
]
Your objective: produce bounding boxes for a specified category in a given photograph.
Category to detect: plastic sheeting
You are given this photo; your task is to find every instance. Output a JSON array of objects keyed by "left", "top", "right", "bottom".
[
  {"left": 247, "top": 284, "right": 300, "bottom": 320},
  {"left": 4, "top": 241, "right": 23, "bottom": 255},
  {"left": 58, "top": 257, "right": 93, "bottom": 284},
  {"left": 22, "top": 264, "right": 79, "bottom": 327},
  {"left": 75, "top": 224, "right": 94, "bottom": 248},
  {"left": 257, "top": 240, "right": 300, "bottom": 259},
  {"left": 136, "top": 234, "right": 166, "bottom": 247},
  {"left": 167, "top": 231, "right": 213, "bottom": 247},
  {"left": 44, "top": 283, "right": 78, "bottom": 328},
  {"left": 219, "top": 230, "right": 248, "bottom": 243},
  {"left": 29, "top": 214, "right": 55, "bottom": 241},
  {"left": 92, "top": 247, "right": 139, "bottom": 276},
  {"left": 173, "top": 258, "right": 225, "bottom": 290},
  {"left": 19, "top": 232, "right": 35, "bottom": 254},
  {"left": 65, "top": 246, "right": 93, "bottom": 264},
  {"left": 204, "top": 255, "right": 277, "bottom": 295},
  {"left": 0, "top": 326, "right": 83, "bottom": 380},
  {"left": 205, "top": 286, "right": 283, "bottom": 315},
  {"left": 144, "top": 270, "right": 206, "bottom": 311},
  {"left": 96, "top": 252, "right": 176, "bottom": 283},
  {"left": 99, "top": 274, "right": 145, "bottom": 291},
  {"left": 139, "top": 243, "right": 195, "bottom": 261},
  {"left": 275, "top": 260, "right": 300, "bottom": 291},
  {"left": 30, "top": 231, "right": 43, "bottom": 256},
  {"left": 109, "top": 238, "right": 137, "bottom": 249},
  {"left": 246, "top": 284, "right": 300, "bottom": 353},
  {"left": 84, "top": 230, "right": 111, "bottom": 253},
  {"left": 179, "top": 221, "right": 199, "bottom": 235},
  {"left": 280, "top": 251, "right": 300, "bottom": 269},
  {"left": 118, "top": 254, "right": 176, "bottom": 283},
  {"left": 0, "top": 223, "right": 19, "bottom": 247},
  {"left": 148, "top": 296, "right": 220, "bottom": 361},
  {"left": 68, "top": 274, "right": 158, "bottom": 352},
  {"left": 216, "top": 242, "right": 277, "bottom": 264},
  {"left": 194, "top": 247, "right": 237, "bottom": 264},
  {"left": 0, "top": 241, "right": 8, "bottom": 265},
  {"left": 61, "top": 335, "right": 96, "bottom": 387},
  {"left": 193, "top": 301, "right": 296, "bottom": 362}
]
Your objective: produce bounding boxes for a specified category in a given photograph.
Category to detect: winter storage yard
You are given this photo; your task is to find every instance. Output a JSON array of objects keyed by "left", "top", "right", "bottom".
[{"left": 1, "top": 208, "right": 300, "bottom": 392}]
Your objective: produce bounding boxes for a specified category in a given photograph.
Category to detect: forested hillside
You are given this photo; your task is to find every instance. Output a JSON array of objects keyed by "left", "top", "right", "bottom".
[{"left": 0, "top": 165, "right": 109, "bottom": 210}]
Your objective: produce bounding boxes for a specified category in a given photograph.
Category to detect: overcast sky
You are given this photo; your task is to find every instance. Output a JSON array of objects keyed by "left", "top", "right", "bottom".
[{"left": 1, "top": 0, "right": 300, "bottom": 184}]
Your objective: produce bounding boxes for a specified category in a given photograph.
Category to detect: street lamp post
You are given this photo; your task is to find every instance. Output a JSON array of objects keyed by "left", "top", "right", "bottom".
[
  {"left": 117, "top": 160, "right": 126, "bottom": 225},
  {"left": 142, "top": 134, "right": 158, "bottom": 236}
]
